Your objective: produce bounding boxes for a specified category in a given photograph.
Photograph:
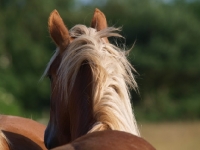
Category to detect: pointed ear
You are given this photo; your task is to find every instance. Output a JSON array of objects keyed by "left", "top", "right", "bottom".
[
  {"left": 48, "top": 9, "right": 70, "bottom": 52},
  {"left": 91, "top": 8, "right": 109, "bottom": 43},
  {"left": 91, "top": 8, "right": 108, "bottom": 31}
]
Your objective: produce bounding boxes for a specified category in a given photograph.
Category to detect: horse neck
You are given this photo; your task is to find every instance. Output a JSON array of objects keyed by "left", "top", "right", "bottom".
[
  {"left": 0, "top": 115, "right": 46, "bottom": 150},
  {"left": 67, "top": 62, "right": 95, "bottom": 141}
]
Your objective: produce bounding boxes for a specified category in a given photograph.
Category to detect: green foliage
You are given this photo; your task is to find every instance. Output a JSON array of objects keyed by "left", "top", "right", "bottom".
[
  {"left": 0, "top": 87, "right": 23, "bottom": 115},
  {"left": 0, "top": 0, "right": 76, "bottom": 118},
  {"left": 101, "top": 0, "right": 200, "bottom": 121},
  {"left": 0, "top": 0, "right": 200, "bottom": 121}
]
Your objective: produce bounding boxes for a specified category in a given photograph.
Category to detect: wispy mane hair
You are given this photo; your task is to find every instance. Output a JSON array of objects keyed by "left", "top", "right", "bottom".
[{"left": 44, "top": 25, "right": 140, "bottom": 136}]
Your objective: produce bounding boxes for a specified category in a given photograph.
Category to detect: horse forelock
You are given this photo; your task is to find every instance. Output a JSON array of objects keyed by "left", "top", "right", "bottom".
[{"left": 50, "top": 24, "right": 140, "bottom": 136}]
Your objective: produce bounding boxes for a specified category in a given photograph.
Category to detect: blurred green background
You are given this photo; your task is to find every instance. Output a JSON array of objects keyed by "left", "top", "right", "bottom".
[{"left": 0, "top": 0, "right": 200, "bottom": 122}]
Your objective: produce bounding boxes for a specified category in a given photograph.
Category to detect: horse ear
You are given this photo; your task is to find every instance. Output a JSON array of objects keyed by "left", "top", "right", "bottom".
[
  {"left": 48, "top": 10, "right": 70, "bottom": 52},
  {"left": 91, "top": 8, "right": 109, "bottom": 42},
  {"left": 91, "top": 8, "right": 108, "bottom": 31}
]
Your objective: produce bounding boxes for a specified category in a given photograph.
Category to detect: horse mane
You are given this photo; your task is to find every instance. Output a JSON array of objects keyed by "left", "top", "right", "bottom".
[{"left": 44, "top": 25, "right": 140, "bottom": 136}]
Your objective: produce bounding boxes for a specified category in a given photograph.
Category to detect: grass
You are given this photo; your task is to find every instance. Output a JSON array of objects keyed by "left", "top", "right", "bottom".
[{"left": 139, "top": 122, "right": 200, "bottom": 150}]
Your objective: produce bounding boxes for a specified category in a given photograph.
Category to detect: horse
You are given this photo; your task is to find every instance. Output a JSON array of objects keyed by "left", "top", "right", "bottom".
[
  {"left": 0, "top": 115, "right": 47, "bottom": 150},
  {"left": 51, "top": 130, "right": 156, "bottom": 150},
  {"left": 43, "top": 8, "right": 141, "bottom": 149}
]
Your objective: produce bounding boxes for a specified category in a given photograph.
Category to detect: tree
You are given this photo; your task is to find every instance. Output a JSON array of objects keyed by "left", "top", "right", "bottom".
[{"left": 1, "top": 0, "right": 200, "bottom": 121}]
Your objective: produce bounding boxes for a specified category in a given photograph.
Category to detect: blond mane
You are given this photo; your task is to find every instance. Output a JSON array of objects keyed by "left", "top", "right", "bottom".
[{"left": 44, "top": 25, "right": 140, "bottom": 136}]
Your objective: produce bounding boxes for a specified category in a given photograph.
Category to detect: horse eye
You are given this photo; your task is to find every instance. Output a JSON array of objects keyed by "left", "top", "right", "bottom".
[{"left": 47, "top": 75, "right": 52, "bottom": 81}]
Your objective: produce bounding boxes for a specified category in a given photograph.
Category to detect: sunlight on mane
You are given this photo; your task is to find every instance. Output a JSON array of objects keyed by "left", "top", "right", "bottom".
[{"left": 44, "top": 25, "right": 140, "bottom": 136}]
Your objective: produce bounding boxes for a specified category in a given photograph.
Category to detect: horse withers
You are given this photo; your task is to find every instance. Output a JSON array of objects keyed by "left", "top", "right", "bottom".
[{"left": 51, "top": 130, "right": 155, "bottom": 150}]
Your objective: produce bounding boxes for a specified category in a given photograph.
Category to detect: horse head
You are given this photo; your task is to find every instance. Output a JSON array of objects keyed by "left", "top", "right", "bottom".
[{"left": 44, "top": 9, "right": 109, "bottom": 149}]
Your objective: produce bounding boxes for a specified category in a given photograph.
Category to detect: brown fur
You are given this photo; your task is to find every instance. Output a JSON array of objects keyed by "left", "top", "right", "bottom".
[
  {"left": 51, "top": 130, "right": 156, "bottom": 150},
  {"left": 44, "top": 8, "right": 140, "bottom": 149},
  {"left": 91, "top": 8, "right": 109, "bottom": 43},
  {"left": 0, "top": 115, "right": 46, "bottom": 150},
  {"left": 48, "top": 10, "right": 70, "bottom": 51}
]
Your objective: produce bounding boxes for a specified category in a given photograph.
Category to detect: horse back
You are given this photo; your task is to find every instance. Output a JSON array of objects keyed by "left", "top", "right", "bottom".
[
  {"left": 0, "top": 115, "right": 47, "bottom": 150},
  {"left": 52, "top": 130, "right": 156, "bottom": 150}
]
